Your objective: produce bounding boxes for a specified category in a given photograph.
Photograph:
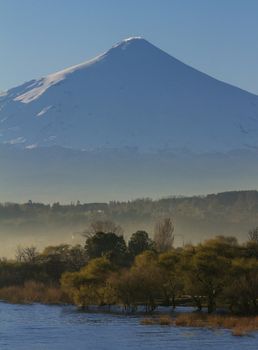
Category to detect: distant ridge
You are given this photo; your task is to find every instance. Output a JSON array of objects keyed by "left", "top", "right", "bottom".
[{"left": 0, "top": 189, "right": 258, "bottom": 257}]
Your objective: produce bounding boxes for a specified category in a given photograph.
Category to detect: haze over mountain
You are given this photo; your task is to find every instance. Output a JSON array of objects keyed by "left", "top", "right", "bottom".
[
  {"left": 0, "top": 37, "right": 258, "bottom": 202},
  {"left": 1, "top": 37, "right": 258, "bottom": 152}
]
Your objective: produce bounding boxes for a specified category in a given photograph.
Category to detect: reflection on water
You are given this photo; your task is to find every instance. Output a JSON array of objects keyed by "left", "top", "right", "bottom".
[{"left": 1, "top": 303, "right": 258, "bottom": 350}]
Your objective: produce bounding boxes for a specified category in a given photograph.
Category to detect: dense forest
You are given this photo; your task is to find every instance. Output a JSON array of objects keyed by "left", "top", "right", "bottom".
[{"left": 1, "top": 190, "right": 258, "bottom": 257}]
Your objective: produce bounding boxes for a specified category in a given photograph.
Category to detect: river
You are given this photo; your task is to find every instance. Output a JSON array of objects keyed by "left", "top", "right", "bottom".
[{"left": 1, "top": 303, "right": 258, "bottom": 349}]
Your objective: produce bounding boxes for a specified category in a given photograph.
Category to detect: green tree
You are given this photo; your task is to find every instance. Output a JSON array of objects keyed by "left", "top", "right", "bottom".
[
  {"left": 128, "top": 231, "right": 154, "bottom": 259},
  {"left": 61, "top": 257, "right": 114, "bottom": 308},
  {"left": 108, "top": 271, "right": 139, "bottom": 312},
  {"left": 158, "top": 250, "right": 183, "bottom": 308},
  {"left": 223, "top": 258, "right": 258, "bottom": 314},
  {"left": 201, "top": 236, "right": 240, "bottom": 259},
  {"left": 130, "top": 251, "right": 162, "bottom": 312},
  {"left": 109, "top": 251, "right": 162, "bottom": 312},
  {"left": 183, "top": 250, "right": 230, "bottom": 313},
  {"left": 85, "top": 232, "right": 128, "bottom": 266}
]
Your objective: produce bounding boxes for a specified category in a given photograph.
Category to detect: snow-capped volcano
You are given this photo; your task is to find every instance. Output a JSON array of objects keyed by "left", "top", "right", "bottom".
[{"left": 0, "top": 37, "right": 258, "bottom": 152}]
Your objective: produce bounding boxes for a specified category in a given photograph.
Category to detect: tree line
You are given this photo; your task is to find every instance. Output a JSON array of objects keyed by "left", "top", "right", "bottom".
[
  {"left": 1, "top": 220, "right": 258, "bottom": 315},
  {"left": 1, "top": 190, "right": 258, "bottom": 231}
]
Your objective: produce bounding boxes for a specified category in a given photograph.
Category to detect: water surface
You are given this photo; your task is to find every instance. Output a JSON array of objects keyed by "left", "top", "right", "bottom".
[{"left": 1, "top": 303, "right": 258, "bottom": 349}]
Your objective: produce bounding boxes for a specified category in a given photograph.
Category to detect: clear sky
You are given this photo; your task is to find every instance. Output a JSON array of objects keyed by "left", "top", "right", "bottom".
[{"left": 0, "top": 0, "right": 257, "bottom": 94}]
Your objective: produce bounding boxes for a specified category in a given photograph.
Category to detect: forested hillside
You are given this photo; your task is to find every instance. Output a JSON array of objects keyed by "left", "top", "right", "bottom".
[{"left": 0, "top": 190, "right": 257, "bottom": 257}]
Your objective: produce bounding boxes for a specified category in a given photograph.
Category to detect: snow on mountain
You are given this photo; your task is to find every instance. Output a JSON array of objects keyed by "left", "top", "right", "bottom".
[{"left": 0, "top": 37, "right": 258, "bottom": 152}]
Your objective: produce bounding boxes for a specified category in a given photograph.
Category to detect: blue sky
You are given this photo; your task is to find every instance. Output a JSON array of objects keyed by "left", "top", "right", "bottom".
[{"left": 0, "top": 0, "right": 257, "bottom": 94}]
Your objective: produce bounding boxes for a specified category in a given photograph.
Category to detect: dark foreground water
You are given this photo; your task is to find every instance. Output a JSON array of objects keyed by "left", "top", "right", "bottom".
[{"left": 1, "top": 303, "right": 258, "bottom": 350}]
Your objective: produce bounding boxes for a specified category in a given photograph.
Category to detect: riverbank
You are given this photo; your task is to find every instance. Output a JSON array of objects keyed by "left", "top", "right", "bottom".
[
  {"left": 141, "top": 313, "right": 258, "bottom": 336},
  {"left": 0, "top": 281, "right": 258, "bottom": 336},
  {"left": 0, "top": 284, "right": 258, "bottom": 338}
]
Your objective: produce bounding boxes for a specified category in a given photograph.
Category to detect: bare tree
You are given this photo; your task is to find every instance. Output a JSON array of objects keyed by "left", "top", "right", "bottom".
[
  {"left": 83, "top": 220, "right": 124, "bottom": 238},
  {"left": 154, "top": 218, "right": 174, "bottom": 252},
  {"left": 248, "top": 227, "right": 258, "bottom": 243},
  {"left": 16, "top": 246, "right": 38, "bottom": 263}
]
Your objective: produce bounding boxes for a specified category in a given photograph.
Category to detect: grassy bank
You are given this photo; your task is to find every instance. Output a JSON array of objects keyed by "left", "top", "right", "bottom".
[
  {"left": 0, "top": 281, "right": 69, "bottom": 304},
  {"left": 141, "top": 313, "right": 258, "bottom": 336}
]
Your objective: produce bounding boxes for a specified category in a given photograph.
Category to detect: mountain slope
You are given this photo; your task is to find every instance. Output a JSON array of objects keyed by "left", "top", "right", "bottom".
[{"left": 1, "top": 37, "right": 258, "bottom": 152}]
